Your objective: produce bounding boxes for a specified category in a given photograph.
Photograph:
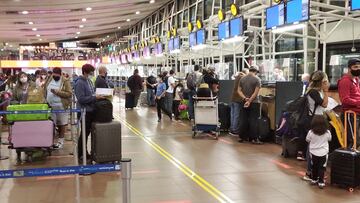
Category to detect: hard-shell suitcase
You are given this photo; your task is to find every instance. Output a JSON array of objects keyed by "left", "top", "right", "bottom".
[
  {"left": 7, "top": 104, "right": 50, "bottom": 122},
  {"left": 331, "top": 111, "right": 360, "bottom": 191},
  {"left": 139, "top": 92, "right": 147, "bottom": 106},
  {"left": 125, "top": 93, "right": 135, "bottom": 109},
  {"left": 91, "top": 121, "right": 122, "bottom": 163},
  {"left": 94, "top": 99, "right": 113, "bottom": 123},
  {"left": 257, "top": 102, "right": 271, "bottom": 141},
  {"left": 282, "top": 136, "right": 299, "bottom": 158},
  {"left": 218, "top": 102, "right": 230, "bottom": 131},
  {"left": 10, "top": 120, "right": 54, "bottom": 148}
]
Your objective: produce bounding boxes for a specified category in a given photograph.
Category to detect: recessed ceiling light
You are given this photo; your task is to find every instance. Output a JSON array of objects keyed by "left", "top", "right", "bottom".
[
  {"left": 102, "top": 39, "right": 105, "bottom": 41},
  {"left": 79, "top": 25, "right": 84, "bottom": 28},
  {"left": 126, "top": 19, "right": 131, "bottom": 22},
  {"left": 28, "top": 22, "right": 33, "bottom": 25},
  {"left": 76, "top": 32, "right": 81, "bottom": 34},
  {"left": 82, "top": 18, "right": 87, "bottom": 22},
  {"left": 0, "top": 49, "right": 3, "bottom": 51},
  {"left": 135, "top": 11, "right": 140, "bottom": 15},
  {"left": 22, "top": 11, "right": 29, "bottom": 15},
  {"left": 107, "top": 35, "right": 109, "bottom": 38},
  {"left": 5, "top": 43, "right": 8, "bottom": 46},
  {"left": 36, "top": 34, "right": 40, "bottom": 37},
  {"left": 86, "top": 7, "right": 92, "bottom": 11},
  {"left": 32, "top": 28, "right": 37, "bottom": 31},
  {"left": 117, "top": 26, "right": 121, "bottom": 29},
  {"left": 39, "top": 38, "right": 42, "bottom": 41},
  {"left": 9, "top": 45, "right": 13, "bottom": 48},
  {"left": 75, "top": 36, "right": 78, "bottom": 39},
  {"left": 150, "top": 0, "right": 155, "bottom": 3}
]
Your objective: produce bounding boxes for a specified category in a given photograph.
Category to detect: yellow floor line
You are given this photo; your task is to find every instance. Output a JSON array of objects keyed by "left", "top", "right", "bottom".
[{"left": 114, "top": 115, "right": 234, "bottom": 203}]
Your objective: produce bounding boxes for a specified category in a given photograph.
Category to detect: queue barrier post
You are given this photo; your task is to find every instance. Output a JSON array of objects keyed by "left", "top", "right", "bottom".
[{"left": 121, "top": 159, "right": 132, "bottom": 203}]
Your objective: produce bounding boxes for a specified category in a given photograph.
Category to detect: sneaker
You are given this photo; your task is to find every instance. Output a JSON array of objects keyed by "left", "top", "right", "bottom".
[
  {"left": 53, "top": 142, "right": 63, "bottom": 149},
  {"left": 297, "top": 152, "right": 306, "bottom": 161},
  {"left": 310, "top": 179, "right": 318, "bottom": 185},
  {"left": 238, "top": 138, "right": 244, "bottom": 143},
  {"left": 228, "top": 132, "right": 238, "bottom": 137},
  {"left": 302, "top": 173, "right": 312, "bottom": 181},
  {"left": 252, "top": 138, "right": 263, "bottom": 145},
  {"left": 318, "top": 182, "right": 325, "bottom": 189}
]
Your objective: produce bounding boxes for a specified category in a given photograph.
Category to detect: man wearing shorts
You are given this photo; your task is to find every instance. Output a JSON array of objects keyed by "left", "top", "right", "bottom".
[{"left": 44, "top": 67, "right": 72, "bottom": 149}]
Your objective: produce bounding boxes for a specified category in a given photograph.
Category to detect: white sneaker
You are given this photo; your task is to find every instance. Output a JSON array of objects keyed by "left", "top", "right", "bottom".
[{"left": 53, "top": 142, "right": 64, "bottom": 149}]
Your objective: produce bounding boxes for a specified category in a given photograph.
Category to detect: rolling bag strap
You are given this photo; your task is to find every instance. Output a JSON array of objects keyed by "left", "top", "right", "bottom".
[{"left": 344, "top": 110, "right": 357, "bottom": 149}]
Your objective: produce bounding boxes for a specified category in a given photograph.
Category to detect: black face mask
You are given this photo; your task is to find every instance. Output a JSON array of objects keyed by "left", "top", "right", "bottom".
[
  {"left": 351, "top": 69, "right": 360, "bottom": 77},
  {"left": 53, "top": 76, "right": 61, "bottom": 81}
]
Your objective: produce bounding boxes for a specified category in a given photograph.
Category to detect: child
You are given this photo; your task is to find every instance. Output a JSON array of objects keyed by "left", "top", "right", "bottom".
[
  {"left": 155, "top": 75, "right": 172, "bottom": 122},
  {"left": 306, "top": 115, "right": 332, "bottom": 189},
  {"left": 173, "top": 81, "right": 184, "bottom": 120}
]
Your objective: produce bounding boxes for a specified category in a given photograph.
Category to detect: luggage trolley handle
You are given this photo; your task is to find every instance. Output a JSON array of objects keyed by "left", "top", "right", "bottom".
[{"left": 344, "top": 110, "right": 357, "bottom": 150}]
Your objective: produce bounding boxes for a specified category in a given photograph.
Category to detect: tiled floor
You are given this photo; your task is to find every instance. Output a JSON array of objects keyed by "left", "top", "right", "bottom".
[{"left": 0, "top": 97, "right": 360, "bottom": 203}]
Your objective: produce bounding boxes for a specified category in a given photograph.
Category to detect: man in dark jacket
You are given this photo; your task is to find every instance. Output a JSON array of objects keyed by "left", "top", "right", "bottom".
[
  {"left": 127, "top": 69, "right": 143, "bottom": 107},
  {"left": 338, "top": 58, "right": 360, "bottom": 148},
  {"left": 146, "top": 74, "right": 157, "bottom": 106},
  {"left": 75, "top": 64, "right": 105, "bottom": 162},
  {"left": 95, "top": 66, "right": 114, "bottom": 88}
]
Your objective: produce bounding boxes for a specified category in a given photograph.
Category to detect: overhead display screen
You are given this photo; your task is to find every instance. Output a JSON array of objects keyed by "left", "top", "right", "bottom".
[
  {"left": 189, "top": 32, "right": 197, "bottom": 47},
  {"left": 196, "top": 29, "right": 205, "bottom": 45},
  {"left": 230, "top": 17, "right": 243, "bottom": 37},
  {"left": 351, "top": 0, "right": 360, "bottom": 11},
  {"left": 218, "top": 21, "right": 230, "bottom": 40},
  {"left": 63, "top": 42, "right": 77, "bottom": 48},
  {"left": 266, "top": 3, "right": 285, "bottom": 29},
  {"left": 286, "top": 0, "right": 309, "bottom": 24},
  {"left": 173, "top": 37, "right": 180, "bottom": 50},
  {"left": 168, "top": 39, "right": 174, "bottom": 51}
]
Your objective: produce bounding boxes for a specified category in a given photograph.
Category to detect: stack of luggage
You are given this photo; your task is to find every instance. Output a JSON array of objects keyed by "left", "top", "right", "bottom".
[{"left": 91, "top": 99, "right": 122, "bottom": 163}]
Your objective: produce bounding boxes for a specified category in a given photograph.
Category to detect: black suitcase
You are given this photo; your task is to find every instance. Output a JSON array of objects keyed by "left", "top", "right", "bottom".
[
  {"left": 330, "top": 111, "right": 360, "bottom": 191},
  {"left": 282, "top": 136, "right": 299, "bottom": 158},
  {"left": 218, "top": 102, "right": 230, "bottom": 131},
  {"left": 257, "top": 103, "right": 271, "bottom": 141},
  {"left": 91, "top": 121, "right": 122, "bottom": 163},
  {"left": 94, "top": 99, "right": 113, "bottom": 123},
  {"left": 125, "top": 93, "right": 135, "bottom": 109}
]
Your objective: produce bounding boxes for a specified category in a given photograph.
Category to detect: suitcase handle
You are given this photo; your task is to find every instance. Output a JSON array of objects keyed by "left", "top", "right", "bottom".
[{"left": 344, "top": 110, "right": 357, "bottom": 149}]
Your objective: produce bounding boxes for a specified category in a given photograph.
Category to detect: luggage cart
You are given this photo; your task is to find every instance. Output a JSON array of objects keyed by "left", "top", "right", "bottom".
[{"left": 192, "top": 96, "right": 220, "bottom": 139}]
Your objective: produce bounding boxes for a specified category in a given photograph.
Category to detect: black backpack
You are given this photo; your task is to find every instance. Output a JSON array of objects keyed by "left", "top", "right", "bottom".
[
  {"left": 163, "top": 76, "right": 169, "bottom": 90},
  {"left": 285, "top": 95, "right": 315, "bottom": 131},
  {"left": 94, "top": 99, "right": 113, "bottom": 123},
  {"left": 186, "top": 72, "right": 197, "bottom": 90}
]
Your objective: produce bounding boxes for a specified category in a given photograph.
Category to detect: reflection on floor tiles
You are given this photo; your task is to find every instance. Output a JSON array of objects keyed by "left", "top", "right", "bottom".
[{"left": 0, "top": 98, "right": 359, "bottom": 203}]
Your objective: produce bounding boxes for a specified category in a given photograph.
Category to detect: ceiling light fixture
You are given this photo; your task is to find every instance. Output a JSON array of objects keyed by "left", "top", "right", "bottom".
[
  {"left": 126, "top": 19, "right": 131, "bottom": 22},
  {"left": 107, "top": 35, "right": 109, "bottom": 38},
  {"left": 117, "top": 26, "right": 121, "bottom": 29},
  {"left": 9, "top": 45, "right": 13, "bottom": 48},
  {"left": 150, "top": 0, "right": 155, "bottom": 3},
  {"left": 28, "top": 22, "right": 33, "bottom": 25},
  {"left": 102, "top": 39, "right": 105, "bottom": 41},
  {"left": 32, "top": 28, "right": 37, "bottom": 31},
  {"left": 36, "top": 34, "right": 40, "bottom": 37},
  {"left": 79, "top": 25, "right": 84, "bottom": 28},
  {"left": 76, "top": 32, "right": 81, "bottom": 34},
  {"left": 39, "top": 38, "right": 42, "bottom": 41},
  {"left": 82, "top": 18, "right": 87, "bottom": 22},
  {"left": 86, "top": 7, "right": 92, "bottom": 11},
  {"left": 136, "top": 11, "right": 140, "bottom": 15},
  {"left": 21, "top": 11, "right": 29, "bottom": 15},
  {"left": 75, "top": 36, "right": 78, "bottom": 39}
]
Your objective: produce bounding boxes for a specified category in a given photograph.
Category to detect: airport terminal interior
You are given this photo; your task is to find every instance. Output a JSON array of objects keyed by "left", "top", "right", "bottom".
[{"left": 1, "top": 0, "right": 360, "bottom": 202}]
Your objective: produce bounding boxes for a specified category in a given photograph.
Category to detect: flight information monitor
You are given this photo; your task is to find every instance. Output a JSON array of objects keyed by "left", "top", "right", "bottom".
[
  {"left": 286, "top": 0, "right": 309, "bottom": 24},
  {"left": 230, "top": 17, "right": 243, "bottom": 37},
  {"left": 266, "top": 3, "right": 285, "bottom": 29},
  {"left": 189, "top": 32, "right": 197, "bottom": 47},
  {"left": 173, "top": 37, "right": 180, "bottom": 50},
  {"left": 351, "top": 0, "right": 360, "bottom": 11},
  {"left": 196, "top": 29, "right": 206, "bottom": 45},
  {"left": 168, "top": 39, "right": 174, "bottom": 51},
  {"left": 218, "top": 21, "right": 230, "bottom": 40}
]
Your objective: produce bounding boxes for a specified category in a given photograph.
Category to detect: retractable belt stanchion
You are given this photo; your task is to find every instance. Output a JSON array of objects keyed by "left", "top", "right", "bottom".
[
  {"left": 0, "top": 119, "right": 9, "bottom": 160},
  {"left": 81, "top": 108, "right": 87, "bottom": 166},
  {"left": 121, "top": 158, "right": 132, "bottom": 203}
]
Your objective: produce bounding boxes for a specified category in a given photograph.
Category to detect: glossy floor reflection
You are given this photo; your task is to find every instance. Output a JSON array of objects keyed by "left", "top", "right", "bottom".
[{"left": 0, "top": 97, "right": 360, "bottom": 203}]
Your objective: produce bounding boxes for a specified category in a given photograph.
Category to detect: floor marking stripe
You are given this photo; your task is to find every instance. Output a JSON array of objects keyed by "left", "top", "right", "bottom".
[{"left": 115, "top": 115, "right": 234, "bottom": 203}]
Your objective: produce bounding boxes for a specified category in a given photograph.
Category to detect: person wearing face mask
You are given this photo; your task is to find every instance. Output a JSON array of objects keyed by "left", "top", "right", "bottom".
[
  {"left": 11, "top": 72, "right": 36, "bottom": 104},
  {"left": 95, "top": 66, "right": 114, "bottom": 89},
  {"left": 44, "top": 67, "right": 72, "bottom": 149},
  {"left": 75, "top": 64, "right": 105, "bottom": 162},
  {"left": 36, "top": 69, "right": 48, "bottom": 88},
  {"left": 338, "top": 58, "right": 360, "bottom": 149}
]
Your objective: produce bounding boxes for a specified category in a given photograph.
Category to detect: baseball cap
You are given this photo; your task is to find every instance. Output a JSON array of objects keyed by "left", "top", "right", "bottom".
[
  {"left": 348, "top": 58, "right": 360, "bottom": 68},
  {"left": 249, "top": 65, "right": 259, "bottom": 73}
]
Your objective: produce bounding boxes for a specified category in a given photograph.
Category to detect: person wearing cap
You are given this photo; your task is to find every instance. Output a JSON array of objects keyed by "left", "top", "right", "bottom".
[
  {"left": 338, "top": 58, "right": 360, "bottom": 148},
  {"left": 44, "top": 67, "right": 72, "bottom": 149},
  {"left": 237, "top": 66, "right": 262, "bottom": 144}
]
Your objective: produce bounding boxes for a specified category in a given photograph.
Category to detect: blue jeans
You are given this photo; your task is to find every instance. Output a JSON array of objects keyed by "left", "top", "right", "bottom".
[
  {"left": 230, "top": 102, "right": 241, "bottom": 134},
  {"left": 147, "top": 88, "right": 155, "bottom": 106},
  {"left": 188, "top": 90, "right": 196, "bottom": 119}
]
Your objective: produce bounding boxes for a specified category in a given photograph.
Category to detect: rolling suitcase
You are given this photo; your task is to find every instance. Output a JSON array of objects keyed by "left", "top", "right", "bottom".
[
  {"left": 7, "top": 104, "right": 50, "bottom": 122},
  {"left": 125, "top": 93, "right": 135, "bottom": 109},
  {"left": 218, "top": 102, "right": 230, "bottom": 131},
  {"left": 10, "top": 120, "right": 54, "bottom": 148},
  {"left": 257, "top": 102, "right": 271, "bottom": 141},
  {"left": 139, "top": 92, "right": 147, "bottom": 106},
  {"left": 331, "top": 111, "right": 360, "bottom": 191},
  {"left": 91, "top": 121, "right": 122, "bottom": 163},
  {"left": 94, "top": 99, "right": 113, "bottom": 123}
]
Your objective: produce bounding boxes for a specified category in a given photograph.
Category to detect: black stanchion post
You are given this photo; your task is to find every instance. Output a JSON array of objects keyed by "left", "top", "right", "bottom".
[
  {"left": 121, "top": 158, "right": 132, "bottom": 203},
  {"left": 81, "top": 108, "right": 87, "bottom": 165}
]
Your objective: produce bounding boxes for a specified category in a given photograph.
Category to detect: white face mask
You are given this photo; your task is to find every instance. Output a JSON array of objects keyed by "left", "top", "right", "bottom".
[
  {"left": 41, "top": 75, "right": 47, "bottom": 79},
  {"left": 20, "top": 77, "right": 28, "bottom": 83}
]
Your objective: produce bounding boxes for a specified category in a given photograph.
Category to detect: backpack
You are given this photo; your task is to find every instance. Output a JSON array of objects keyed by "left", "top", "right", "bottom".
[
  {"left": 285, "top": 95, "right": 315, "bottom": 131},
  {"left": 186, "top": 72, "right": 197, "bottom": 90},
  {"left": 164, "top": 76, "right": 169, "bottom": 90}
]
